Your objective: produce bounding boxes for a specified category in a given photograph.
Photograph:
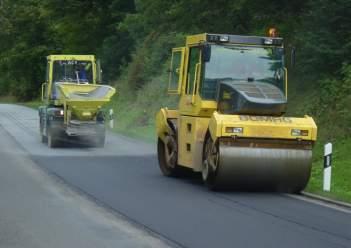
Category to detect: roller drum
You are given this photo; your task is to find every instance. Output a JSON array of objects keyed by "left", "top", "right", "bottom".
[{"left": 214, "top": 144, "right": 312, "bottom": 192}]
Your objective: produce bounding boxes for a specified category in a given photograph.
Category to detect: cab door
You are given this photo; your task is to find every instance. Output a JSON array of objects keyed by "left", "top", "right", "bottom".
[
  {"left": 168, "top": 47, "right": 185, "bottom": 95},
  {"left": 178, "top": 46, "right": 202, "bottom": 115},
  {"left": 40, "top": 61, "right": 51, "bottom": 135},
  {"left": 177, "top": 46, "right": 203, "bottom": 168}
]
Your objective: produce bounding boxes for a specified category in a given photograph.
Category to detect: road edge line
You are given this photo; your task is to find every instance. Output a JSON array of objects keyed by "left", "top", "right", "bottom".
[{"left": 301, "top": 191, "right": 351, "bottom": 209}]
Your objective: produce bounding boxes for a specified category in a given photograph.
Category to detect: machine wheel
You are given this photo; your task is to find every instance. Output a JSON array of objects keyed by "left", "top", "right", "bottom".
[
  {"left": 39, "top": 117, "right": 47, "bottom": 143},
  {"left": 202, "top": 136, "right": 220, "bottom": 190},
  {"left": 95, "top": 132, "right": 106, "bottom": 148},
  {"left": 40, "top": 125, "right": 48, "bottom": 143},
  {"left": 157, "top": 135, "right": 180, "bottom": 177},
  {"left": 41, "top": 133, "right": 48, "bottom": 143},
  {"left": 47, "top": 128, "right": 60, "bottom": 148}
]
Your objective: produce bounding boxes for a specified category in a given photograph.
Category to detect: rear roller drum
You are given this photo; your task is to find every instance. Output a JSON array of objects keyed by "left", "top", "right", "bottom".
[
  {"left": 202, "top": 136, "right": 220, "bottom": 190},
  {"left": 41, "top": 133, "right": 48, "bottom": 143},
  {"left": 39, "top": 117, "right": 47, "bottom": 143},
  {"left": 95, "top": 132, "right": 106, "bottom": 148},
  {"left": 47, "top": 128, "right": 60, "bottom": 148},
  {"left": 157, "top": 135, "right": 180, "bottom": 177},
  {"left": 40, "top": 126, "right": 47, "bottom": 144}
]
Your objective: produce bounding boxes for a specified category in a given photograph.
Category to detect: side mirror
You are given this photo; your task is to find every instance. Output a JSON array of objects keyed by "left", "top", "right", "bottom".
[
  {"left": 202, "top": 44, "right": 211, "bottom": 62},
  {"left": 41, "top": 82, "right": 48, "bottom": 101},
  {"left": 290, "top": 47, "right": 296, "bottom": 68}
]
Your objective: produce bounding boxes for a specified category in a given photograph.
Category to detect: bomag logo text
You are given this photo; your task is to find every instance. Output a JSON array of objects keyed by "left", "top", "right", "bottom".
[{"left": 239, "top": 116, "right": 293, "bottom": 123}]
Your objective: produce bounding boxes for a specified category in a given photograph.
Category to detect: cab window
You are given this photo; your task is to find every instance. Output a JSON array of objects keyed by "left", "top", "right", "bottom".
[{"left": 186, "top": 47, "right": 200, "bottom": 95}]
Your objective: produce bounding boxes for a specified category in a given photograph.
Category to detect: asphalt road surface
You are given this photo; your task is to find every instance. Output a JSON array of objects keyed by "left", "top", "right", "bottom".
[
  {"left": 0, "top": 104, "right": 350, "bottom": 248},
  {"left": 0, "top": 105, "right": 170, "bottom": 248}
]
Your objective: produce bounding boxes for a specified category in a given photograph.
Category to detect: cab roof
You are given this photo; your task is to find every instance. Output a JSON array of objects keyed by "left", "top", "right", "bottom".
[
  {"left": 186, "top": 33, "right": 283, "bottom": 46},
  {"left": 47, "top": 55, "right": 96, "bottom": 61}
]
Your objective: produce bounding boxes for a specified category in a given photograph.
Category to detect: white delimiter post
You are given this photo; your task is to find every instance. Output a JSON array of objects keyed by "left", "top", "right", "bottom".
[{"left": 323, "top": 143, "right": 332, "bottom": 192}]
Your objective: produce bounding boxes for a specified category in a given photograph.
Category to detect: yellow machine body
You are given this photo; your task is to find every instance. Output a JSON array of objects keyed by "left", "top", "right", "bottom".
[
  {"left": 57, "top": 83, "right": 115, "bottom": 123},
  {"left": 39, "top": 54, "right": 115, "bottom": 147},
  {"left": 42, "top": 55, "right": 115, "bottom": 124},
  {"left": 156, "top": 33, "right": 317, "bottom": 191}
]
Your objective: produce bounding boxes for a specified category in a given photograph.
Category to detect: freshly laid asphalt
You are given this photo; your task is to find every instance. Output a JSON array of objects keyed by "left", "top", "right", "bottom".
[
  {"left": 0, "top": 108, "right": 170, "bottom": 248},
  {"left": 0, "top": 104, "right": 350, "bottom": 248}
]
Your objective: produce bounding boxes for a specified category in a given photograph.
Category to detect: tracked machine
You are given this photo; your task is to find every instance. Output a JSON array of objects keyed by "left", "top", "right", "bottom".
[
  {"left": 156, "top": 32, "right": 317, "bottom": 192},
  {"left": 39, "top": 55, "right": 115, "bottom": 148}
]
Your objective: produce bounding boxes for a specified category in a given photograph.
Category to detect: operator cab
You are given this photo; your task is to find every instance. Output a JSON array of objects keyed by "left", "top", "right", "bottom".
[
  {"left": 44, "top": 55, "right": 98, "bottom": 101},
  {"left": 51, "top": 60, "right": 93, "bottom": 100},
  {"left": 53, "top": 60, "right": 93, "bottom": 84},
  {"left": 168, "top": 33, "right": 287, "bottom": 116},
  {"left": 203, "top": 44, "right": 287, "bottom": 116}
]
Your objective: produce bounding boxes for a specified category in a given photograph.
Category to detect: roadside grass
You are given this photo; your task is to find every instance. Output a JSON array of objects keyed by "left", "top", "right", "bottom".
[
  {"left": 0, "top": 96, "right": 41, "bottom": 109},
  {"left": 107, "top": 32, "right": 183, "bottom": 142},
  {"left": 21, "top": 99, "right": 41, "bottom": 109},
  {"left": 307, "top": 139, "right": 351, "bottom": 202},
  {"left": 0, "top": 95, "right": 17, "bottom": 103},
  {"left": 287, "top": 77, "right": 351, "bottom": 202},
  {"left": 108, "top": 72, "right": 178, "bottom": 143}
]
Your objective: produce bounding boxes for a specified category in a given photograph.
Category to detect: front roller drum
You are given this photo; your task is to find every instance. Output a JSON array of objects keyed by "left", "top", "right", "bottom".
[{"left": 202, "top": 138, "right": 312, "bottom": 192}]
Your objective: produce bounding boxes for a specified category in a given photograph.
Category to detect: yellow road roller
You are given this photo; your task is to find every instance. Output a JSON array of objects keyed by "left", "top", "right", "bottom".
[{"left": 156, "top": 33, "right": 317, "bottom": 192}]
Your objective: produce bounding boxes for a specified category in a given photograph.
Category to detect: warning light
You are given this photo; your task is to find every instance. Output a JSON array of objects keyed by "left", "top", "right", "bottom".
[{"left": 268, "top": 28, "right": 277, "bottom": 37}]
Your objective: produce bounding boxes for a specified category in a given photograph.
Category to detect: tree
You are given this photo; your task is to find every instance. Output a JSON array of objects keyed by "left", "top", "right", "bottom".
[
  {"left": 298, "top": 0, "right": 351, "bottom": 76},
  {"left": 0, "top": 0, "right": 55, "bottom": 99}
]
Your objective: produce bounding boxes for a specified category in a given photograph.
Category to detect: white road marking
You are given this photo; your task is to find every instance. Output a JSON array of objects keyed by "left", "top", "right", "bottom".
[{"left": 285, "top": 193, "right": 351, "bottom": 214}]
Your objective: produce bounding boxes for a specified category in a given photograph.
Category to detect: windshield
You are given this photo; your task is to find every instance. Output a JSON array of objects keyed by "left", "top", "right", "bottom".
[
  {"left": 201, "top": 45, "right": 285, "bottom": 99},
  {"left": 53, "top": 60, "right": 93, "bottom": 83}
]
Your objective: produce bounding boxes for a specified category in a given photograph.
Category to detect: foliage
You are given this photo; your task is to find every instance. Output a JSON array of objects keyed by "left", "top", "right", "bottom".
[
  {"left": 0, "top": 0, "right": 135, "bottom": 98},
  {"left": 0, "top": 0, "right": 55, "bottom": 99},
  {"left": 297, "top": 0, "right": 351, "bottom": 75},
  {"left": 0, "top": 0, "right": 350, "bottom": 99}
]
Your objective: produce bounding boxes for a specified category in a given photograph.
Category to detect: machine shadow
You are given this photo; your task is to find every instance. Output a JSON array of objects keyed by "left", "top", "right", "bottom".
[
  {"left": 50, "top": 136, "right": 101, "bottom": 148},
  {"left": 169, "top": 168, "right": 289, "bottom": 193}
]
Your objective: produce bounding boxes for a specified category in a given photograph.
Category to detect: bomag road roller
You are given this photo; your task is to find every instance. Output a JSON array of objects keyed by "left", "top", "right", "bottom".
[
  {"left": 39, "top": 55, "right": 115, "bottom": 148},
  {"left": 156, "top": 32, "right": 317, "bottom": 192}
]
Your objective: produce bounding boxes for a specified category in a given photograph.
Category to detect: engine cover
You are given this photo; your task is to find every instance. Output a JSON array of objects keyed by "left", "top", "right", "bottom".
[{"left": 217, "top": 80, "right": 287, "bottom": 116}]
